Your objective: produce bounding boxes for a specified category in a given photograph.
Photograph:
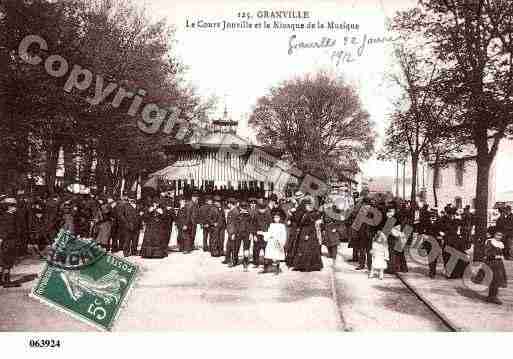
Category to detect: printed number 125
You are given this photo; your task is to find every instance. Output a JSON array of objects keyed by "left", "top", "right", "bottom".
[{"left": 237, "top": 12, "right": 251, "bottom": 18}]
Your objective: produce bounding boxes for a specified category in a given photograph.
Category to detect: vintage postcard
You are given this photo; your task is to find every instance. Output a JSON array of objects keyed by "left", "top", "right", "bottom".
[{"left": 0, "top": 0, "right": 512, "bottom": 349}]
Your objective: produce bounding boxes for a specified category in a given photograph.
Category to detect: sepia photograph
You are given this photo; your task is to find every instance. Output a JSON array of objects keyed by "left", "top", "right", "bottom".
[{"left": 0, "top": 0, "right": 512, "bottom": 349}]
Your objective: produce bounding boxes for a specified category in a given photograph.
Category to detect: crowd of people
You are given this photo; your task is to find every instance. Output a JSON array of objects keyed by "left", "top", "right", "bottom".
[
  {"left": 346, "top": 198, "right": 510, "bottom": 304},
  {"left": 0, "top": 190, "right": 509, "bottom": 304},
  {"left": 0, "top": 190, "right": 343, "bottom": 285}
]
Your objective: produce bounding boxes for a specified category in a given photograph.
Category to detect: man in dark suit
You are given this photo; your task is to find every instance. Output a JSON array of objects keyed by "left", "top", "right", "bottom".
[
  {"left": 224, "top": 198, "right": 239, "bottom": 266},
  {"left": 503, "top": 205, "right": 513, "bottom": 260},
  {"left": 235, "top": 201, "right": 252, "bottom": 270},
  {"left": 252, "top": 201, "right": 272, "bottom": 268},
  {"left": 119, "top": 193, "right": 140, "bottom": 257},
  {"left": 212, "top": 195, "right": 226, "bottom": 257},
  {"left": 175, "top": 196, "right": 190, "bottom": 253},
  {"left": 189, "top": 191, "right": 200, "bottom": 250},
  {"left": 199, "top": 195, "right": 218, "bottom": 253}
]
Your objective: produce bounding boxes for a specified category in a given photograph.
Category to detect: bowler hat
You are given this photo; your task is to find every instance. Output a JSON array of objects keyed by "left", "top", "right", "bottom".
[
  {"left": 257, "top": 202, "right": 267, "bottom": 210},
  {"left": 302, "top": 198, "right": 313, "bottom": 205},
  {"left": 1, "top": 197, "right": 17, "bottom": 205}
]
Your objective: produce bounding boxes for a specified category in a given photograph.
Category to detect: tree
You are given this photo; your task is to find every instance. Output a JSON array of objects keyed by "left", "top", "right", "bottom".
[
  {"left": 0, "top": 0, "right": 213, "bottom": 195},
  {"left": 379, "top": 39, "right": 457, "bottom": 221},
  {"left": 249, "top": 72, "right": 375, "bottom": 182},
  {"left": 395, "top": 1, "right": 513, "bottom": 259}
]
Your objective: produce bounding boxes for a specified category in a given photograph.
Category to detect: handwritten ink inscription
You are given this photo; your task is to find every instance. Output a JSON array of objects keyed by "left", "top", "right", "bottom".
[{"left": 287, "top": 33, "right": 399, "bottom": 66}]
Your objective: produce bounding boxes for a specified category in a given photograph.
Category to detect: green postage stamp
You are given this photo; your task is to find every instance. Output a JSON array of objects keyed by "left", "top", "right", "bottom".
[{"left": 30, "top": 230, "right": 138, "bottom": 331}]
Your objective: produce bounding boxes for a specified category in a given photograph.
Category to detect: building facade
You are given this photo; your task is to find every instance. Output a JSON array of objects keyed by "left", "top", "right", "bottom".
[{"left": 424, "top": 156, "right": 497, "bottom": 210}]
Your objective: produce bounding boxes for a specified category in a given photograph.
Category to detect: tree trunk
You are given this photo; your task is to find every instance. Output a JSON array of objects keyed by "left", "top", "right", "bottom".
[
  {"left": 45, "top": 140, "right": 60, "bottom": 195},
  {"left": 473, "top": 150, "right": 492, "bottom": 261},
  {"left": 432, "top": 171, "right": 438, "bottom": 208},
  {"left": 432, "top": 154, "right": 440, "bottom": 208},
  {"left": 63, "top": 143, "right": 77, "bottom": 186},
  {"left": 410, "top": 154, "right": 419, "bottom": 224},
  {"left": 80, "top": 146, "right": 93, "bottom": 186}
]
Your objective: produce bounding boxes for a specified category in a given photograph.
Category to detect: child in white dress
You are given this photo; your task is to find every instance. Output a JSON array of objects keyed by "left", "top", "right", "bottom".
[
  {"left": 259, "top": 212, "right": 287, "bottom": 275},
  {"left": 369, "top": 231, "right": 389, "bottom": 280}
]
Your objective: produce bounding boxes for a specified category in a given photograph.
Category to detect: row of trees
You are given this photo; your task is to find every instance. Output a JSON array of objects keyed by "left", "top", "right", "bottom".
[
  {"left": 0, "top": 0, "right": 214, "bottom": 195},
  {"left": 381, "top": 0, "right": 513, "bottom": 259}
]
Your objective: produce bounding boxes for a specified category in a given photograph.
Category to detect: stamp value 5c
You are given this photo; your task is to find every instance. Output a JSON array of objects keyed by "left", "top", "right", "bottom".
[{"left": 31, "top": 238, "right": 138, "bottom": 331}]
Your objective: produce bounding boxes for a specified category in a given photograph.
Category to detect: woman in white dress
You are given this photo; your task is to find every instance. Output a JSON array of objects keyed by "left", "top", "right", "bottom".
[{"left": 259, "top": 209, "right": 287, "bottom": 275}]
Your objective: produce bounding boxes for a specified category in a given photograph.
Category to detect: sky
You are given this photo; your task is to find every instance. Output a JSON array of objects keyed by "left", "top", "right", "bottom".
[{"left": 136, "top": 0, "right": 419, "bottom": 178}]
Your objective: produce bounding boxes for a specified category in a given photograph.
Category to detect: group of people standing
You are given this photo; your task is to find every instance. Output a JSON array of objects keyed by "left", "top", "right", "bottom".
[
  {"left": 1, "top": 190, "right": 508, "bottom": 304},
  {"left": 0, "top": 190, "right": 350, "bottom": 286},
  {"left": 343, "top": 198, "right": 509, "bottom": 304},
  {"left": 345, "top": 198, "right": 410, "bottom": 278}
]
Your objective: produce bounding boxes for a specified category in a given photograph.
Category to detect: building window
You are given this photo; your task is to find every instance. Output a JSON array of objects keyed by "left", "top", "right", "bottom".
[
  {"left": 455, "top": 196, "right": 462, "bottom": 209},
  {"left": 455, "top": 161, "right": 464, "bottom": 187},
  {"left": 434, "top": 166, "right": 442, "bottom": 189}
]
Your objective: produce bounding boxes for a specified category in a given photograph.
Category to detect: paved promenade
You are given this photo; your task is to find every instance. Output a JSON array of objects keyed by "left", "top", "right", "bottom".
[{"left": 397, "top": 252, "right": 513, "bottom": 331}]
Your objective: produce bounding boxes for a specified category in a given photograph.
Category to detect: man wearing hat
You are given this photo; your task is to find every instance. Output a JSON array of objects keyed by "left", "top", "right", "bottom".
[
  {"left": 235, "top": 201, "right": 252, "bottom": 270},
  {"left": 176, "top": 195, "right": 193, "bottom": 253},
  {"left": 212, "top": 195, "right": 226, "bottom": 257},
  {"left": 0, "top": 197, "right": 22, "bottom": 287},
  {"left": 199, "top": 195, "right": 214, "bottom": 253},
  {"left": 424, "top": 207, "right": 442, "bottom": 278},
  {"left": 439, "top": 206, "right": 467, "bottom": 278},
  {"left": 122, "top": 192, "right": 143, "bottom": 257},
  {"left": 223, "top": 198, "right": 239, "bottom": 266},
  {"left": 248, "top": 197, "right": 258, "bottom": 261},
  {"left": 110, "top": 194, "right": 136, "bottom": 256},
  {"left": 252, "top": 201, "right": 272, "bottom": 269},
  {"left": 496, "top": 205, "right": 513, "bottom": 260},
  {"left": 187, "top": 191, "right": 201, "bottom": 250},
  {"left": 200, "top": 195, "right": 222, "bottom": 255},
  {"left": 28, "top": 199, "right": 48, "bottom": 252},
  {"left": 15, "top": 192, "right": 30, "bottom": 257}
]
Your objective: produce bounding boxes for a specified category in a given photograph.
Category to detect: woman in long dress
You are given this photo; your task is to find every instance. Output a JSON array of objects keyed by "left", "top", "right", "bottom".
[
  {"left": 93, "top": 203, "right": 113, "bottom": 252},
  {"left": 292, "top": 198, "right": 323, "bottom": 272},
  {"left": 140, "top": 198, "right": 171, "bottom": 258},
  {"left": 284, "top": 198, "right": 305, "bottom": 267},
  {"left": 484, "top": 229, "right": 508, "bottom": 304},
  {"left": 387, "top": 207, "right": 409, "bottom": 273}
]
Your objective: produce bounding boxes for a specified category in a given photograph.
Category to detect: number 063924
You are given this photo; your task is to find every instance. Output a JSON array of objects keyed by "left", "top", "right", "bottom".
[{"left": 28, "top": 339, "right": 61, "bottom": 348}]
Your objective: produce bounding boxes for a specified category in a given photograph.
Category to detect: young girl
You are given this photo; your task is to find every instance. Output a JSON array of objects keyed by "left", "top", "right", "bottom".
[
  {"left": 369, "top": 231, "right": 389, "bottom": 280},
  {"left": 260, "top": 210, "right": 287, "bottom": 275}
]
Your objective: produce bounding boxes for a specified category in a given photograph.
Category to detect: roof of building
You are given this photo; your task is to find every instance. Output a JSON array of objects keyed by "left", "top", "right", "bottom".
[{"left": 163, "top": 132, "right": 284, "bottom": 157}]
